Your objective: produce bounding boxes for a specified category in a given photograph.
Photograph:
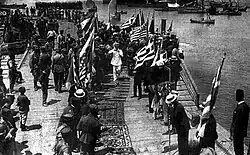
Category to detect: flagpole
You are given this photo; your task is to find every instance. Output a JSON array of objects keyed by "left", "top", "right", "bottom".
[{"left": 210, "top": 52, "right": 226, "bottom": 110}]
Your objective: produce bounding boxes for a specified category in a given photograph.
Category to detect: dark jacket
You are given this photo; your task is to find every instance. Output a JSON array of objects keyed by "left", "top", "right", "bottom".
[
  {"left": 230, "top": 102, "right": 250, "bottom": 138},
  {"left": 39, "top": 53, "right": 51, "bottom": 73},
  {"left": 76, "top": 113, "right": 101, "bottom": 145},
  {"left": 17, "top": 94, "right": 30, "bottom": 113},
  {"left": 172, "top": 101, "right": 190, "bottom": 134},
  {"left": 200, "top": 114, "right": 218, "bottom": 149}
]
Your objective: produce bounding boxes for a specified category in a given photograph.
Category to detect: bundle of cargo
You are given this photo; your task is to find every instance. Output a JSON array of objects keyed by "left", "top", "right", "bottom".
[{"left": 35, "top": 1, "right": 83, "bottom": 10}]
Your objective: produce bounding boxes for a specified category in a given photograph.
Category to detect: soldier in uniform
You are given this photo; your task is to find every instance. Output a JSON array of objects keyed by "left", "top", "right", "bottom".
[
  {"left": 52, "top": 49, "right": 65, "bottom": 93},
  {"left": 76, "top": 104, "right": 101, "bottom": 155},
  {"left": 39, "top": 47, "right": 51, "bottom": 106},
  {"left": 45, "top": 31, "right": 56, "bottom": 57},
  {"left": 29, "top": 45, "right": 41, "bottom": 91}
]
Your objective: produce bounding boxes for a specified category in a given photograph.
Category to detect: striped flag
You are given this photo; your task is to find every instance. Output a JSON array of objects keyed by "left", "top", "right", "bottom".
[
  {"left": 120, "top": 15, "right": 136, "bottom": 29},
  {"left": 134, "top": 40, "right": 155, "bottom": 69},
  {"left": 201, "top": 53, "right": 226, "bottom": 110},
  {"left": 130, "top": 21, "right": 148, "bottom": 42},
  {"left": 79, "top": 27, "right": 95, "bottom": 85}
]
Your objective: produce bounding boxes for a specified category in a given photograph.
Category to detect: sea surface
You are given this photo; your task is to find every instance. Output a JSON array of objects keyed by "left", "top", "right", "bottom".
[{"left": 4, "top": 0, "right": 250, "bottom": 144}]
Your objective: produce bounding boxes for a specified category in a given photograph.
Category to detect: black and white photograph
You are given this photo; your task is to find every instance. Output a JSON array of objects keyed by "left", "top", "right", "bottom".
[{"left": 0, "top": 0, "right": 249, "bottom": 154}]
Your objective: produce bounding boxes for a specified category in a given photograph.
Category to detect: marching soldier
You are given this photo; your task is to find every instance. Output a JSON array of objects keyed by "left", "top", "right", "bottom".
[
  {"left": 52, "top": 49, "right": 65, "bottom": 93},
  {"left": 29, "top": 45, "right": 41, "bottom": 91},
  {"left": 39, "top": 47, "right": 51, "bottom": 106},
  {"left": 57, "top": 30, "right": 65, "bottom": 50}
]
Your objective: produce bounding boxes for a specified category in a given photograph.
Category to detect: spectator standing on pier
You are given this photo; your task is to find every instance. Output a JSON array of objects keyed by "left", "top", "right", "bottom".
[
  {"left": 108, "top": 42, "right": 123, "bottom": 83},
  {"left": 29, "top": 45, "right": 41, "bottom": 91},
  {"left": 16, "top": 86, "right": 30, "bottom": 131},
  {"left": 52, "top": 49, "right": 65, "bottom": 93},
  {"left": 39, "top": 47, "right": 51, "bottom": 106},
  {"left": 36, "top": 17, "right": 47, "bottom": 39},
  {"left": 57, "top": 30, "right": 66, "bottom": 50},
  {"left": 166, "top": 93, "right": 190, "bottom": 155},
  {"left": 132, "top": 67, "right": 143, "bottom": 100},
  {"left": 230, "top": 89, "right": 250, "bottom": 155}
]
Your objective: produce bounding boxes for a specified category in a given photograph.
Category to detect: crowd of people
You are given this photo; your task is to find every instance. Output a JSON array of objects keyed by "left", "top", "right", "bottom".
[{"left": 0, "top": 5, "right": 249, "bottom": 155}]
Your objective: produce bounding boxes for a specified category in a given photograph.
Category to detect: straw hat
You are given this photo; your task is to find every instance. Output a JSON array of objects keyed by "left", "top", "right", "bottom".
[
  {"left": 74, "top": 89, "right": 85, "bottom": 98},
  {"left": 165, "top": 93, "right": 178, "bottom": 104}
]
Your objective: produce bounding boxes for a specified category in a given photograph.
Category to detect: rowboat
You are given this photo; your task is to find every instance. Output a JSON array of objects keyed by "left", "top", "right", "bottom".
[{"left": 190, "top": 19, "right": 215, "bottom": 24}]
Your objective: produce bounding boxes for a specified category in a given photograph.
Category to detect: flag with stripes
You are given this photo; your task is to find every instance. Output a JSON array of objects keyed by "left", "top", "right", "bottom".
[
  {"left": 200, "top": 53, "right": 226, "bottom": 110},
  {"left": 120, "top": 15, "right": 136, "bottom": 29},
  {"left": 130, "top": 22, "right": 148, "bottom": 42},
  {"left": 79, "top": 27, "right": 95, "bottom": 85},
  {"left": 134, "top": 40, "right": 155, "bottom": 69}
]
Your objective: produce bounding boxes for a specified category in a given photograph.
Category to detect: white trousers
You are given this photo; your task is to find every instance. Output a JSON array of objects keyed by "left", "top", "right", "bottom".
[{"left": 113, "top": 65, "right": 121, "bottom": 81}]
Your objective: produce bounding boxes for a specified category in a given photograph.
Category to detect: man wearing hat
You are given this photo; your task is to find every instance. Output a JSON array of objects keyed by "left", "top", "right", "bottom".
[
  {"left": 166, "top": 92, "right": 190, "bottom": 155},
  {"left": 108, "top": 42, "right": 123, "bottom": 83},
  {"left": 230, "top": 89, "right": 249, "bottom": 155},
  {"left": 39, "top": 46, "right": 51, "bottom": 106},
  {"left": 77, "top": 104, "right": 101, "bottom": 155},
  {"left": 45, "top": 30, "right": 56, "bottom": 57}
]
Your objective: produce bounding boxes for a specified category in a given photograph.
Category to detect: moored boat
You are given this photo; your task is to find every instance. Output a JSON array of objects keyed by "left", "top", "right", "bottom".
[
  {"left": 211, "top": 10, "right": 242, "bottom": 16},
  {"left": 190, "top": 18, "right": 215, "bottom": 24},
  {"left": 178, "top": 7, "right": 207, "bottom": 14},
  {"left": 154, "top": 2, "right": 179, "bottom": 12}
]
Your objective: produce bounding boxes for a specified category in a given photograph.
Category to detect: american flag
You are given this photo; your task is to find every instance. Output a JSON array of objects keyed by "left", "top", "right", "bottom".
[
  {"left": 134, "top": 40, "right": 155, "bottom": 69},
  {"left": 130, "top": 22, "right": 148, "bottom": 42},
  {"left": 120, "top": 15, "right": 136, "bottom": 29},
  {"left": 201, "top": 53, "right": 226, "bottom": 110},
  {"left": 79, "top": 27, "right": 95, "bottom": 86}
]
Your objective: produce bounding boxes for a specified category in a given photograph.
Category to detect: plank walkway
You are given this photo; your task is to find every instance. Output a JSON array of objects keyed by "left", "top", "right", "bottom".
[{"left": 124, "top": 75, "right": 249, "bottom": 155}]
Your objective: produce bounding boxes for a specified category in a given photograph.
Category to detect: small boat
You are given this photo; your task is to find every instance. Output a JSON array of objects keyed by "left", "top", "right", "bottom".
[
  {"left": 190, "top": 19, "right": 215, "bottom": 24},
  {"left": 178, "top": 8, "right": 207, "bottom": 14},
  {"left": 155, "top": 2, "right": 180, "bottom": 12},
  {"left": 211, "top": 10, "right": 242, "bottom": 16}
]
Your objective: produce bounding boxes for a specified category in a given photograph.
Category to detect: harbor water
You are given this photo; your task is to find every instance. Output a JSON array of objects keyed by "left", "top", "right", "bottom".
[{"left": 4, "top": 0, "right": 250, "bottom": 144}]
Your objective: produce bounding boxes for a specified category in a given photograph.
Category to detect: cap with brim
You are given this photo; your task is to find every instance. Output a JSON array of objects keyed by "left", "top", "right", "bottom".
[
  {"left": 165, "top": 94, "right": 178, "bottom": 104},
  {"left": 74, "top": 89, "right": 85, "bottom": 98}
]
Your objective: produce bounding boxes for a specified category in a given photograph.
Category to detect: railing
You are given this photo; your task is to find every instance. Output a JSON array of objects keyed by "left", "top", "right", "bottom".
[{"left": 180, "top": 60, "right": 200, "bottom": 107}]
